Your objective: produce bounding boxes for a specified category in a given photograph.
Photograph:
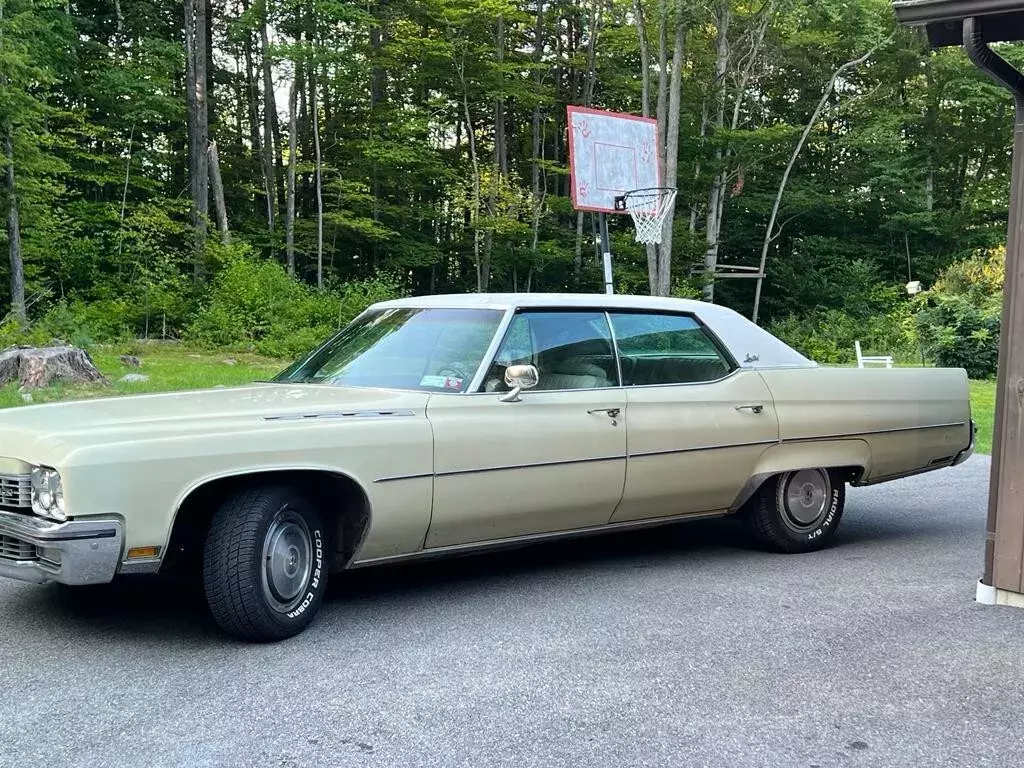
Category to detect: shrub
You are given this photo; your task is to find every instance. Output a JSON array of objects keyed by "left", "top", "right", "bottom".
[
  {"left": 915, "top": 246, "right": 1004, "bottom": 379},
  {"left": 768, "top": 305, "right": 919, "bottom": 365},
  {"left": 916, "top": 295, "right": 1001, "bottom": 379},
  {"left": 186, "top": 248, "right": 405, "bottom": 358}
]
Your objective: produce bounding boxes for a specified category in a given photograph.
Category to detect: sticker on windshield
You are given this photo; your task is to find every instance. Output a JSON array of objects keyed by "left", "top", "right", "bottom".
[{"left": 420, "top": 375, "right": 464, "bottom": 390}]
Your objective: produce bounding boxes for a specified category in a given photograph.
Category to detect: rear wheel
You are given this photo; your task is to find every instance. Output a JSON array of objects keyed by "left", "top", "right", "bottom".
[
  {"left": 203, "top": 486, "right": 329, "bottom": 641},
  {"left": 744, "top": 468, "right": 845, "bottom": 553}
]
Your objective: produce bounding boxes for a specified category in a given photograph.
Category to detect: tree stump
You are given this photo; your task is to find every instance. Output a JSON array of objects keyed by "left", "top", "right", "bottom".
[{"left": 0, "top": 346, "right": 107, "bottom": 389}]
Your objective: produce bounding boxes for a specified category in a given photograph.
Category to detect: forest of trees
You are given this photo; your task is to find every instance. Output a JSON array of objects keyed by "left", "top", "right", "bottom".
[{"left": 0, "top": 0, "right": 1019, "bottom": 363}]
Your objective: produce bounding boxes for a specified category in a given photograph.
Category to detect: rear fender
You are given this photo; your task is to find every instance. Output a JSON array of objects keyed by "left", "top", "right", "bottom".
[{"left": 729, "top": 439, "right": 871, "bottom": 511}]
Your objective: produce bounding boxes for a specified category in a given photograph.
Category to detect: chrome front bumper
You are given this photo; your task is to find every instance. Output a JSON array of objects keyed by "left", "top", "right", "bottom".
[{"left": 0, "top": 509, "right": 123, "bottom": 585}]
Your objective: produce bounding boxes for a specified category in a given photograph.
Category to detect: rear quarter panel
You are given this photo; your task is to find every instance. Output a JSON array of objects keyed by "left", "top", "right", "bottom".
[{"left": 756, "top": 367, "right": 972, "bottom": 482}]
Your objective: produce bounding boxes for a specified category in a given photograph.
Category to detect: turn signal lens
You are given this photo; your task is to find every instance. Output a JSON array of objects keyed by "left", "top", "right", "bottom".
[{"left": 126, "top": 546, "right": 159, "bottom": 560}]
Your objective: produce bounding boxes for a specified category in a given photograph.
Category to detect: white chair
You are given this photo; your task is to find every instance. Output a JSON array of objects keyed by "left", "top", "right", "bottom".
[{"left": 855, "top": 340, "right": 893, "bottom": 369}]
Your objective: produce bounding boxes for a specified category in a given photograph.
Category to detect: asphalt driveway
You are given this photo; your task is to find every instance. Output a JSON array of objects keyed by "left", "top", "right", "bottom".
[{"left": 1, "top": 456, "right": 1021, "bottom": 768}]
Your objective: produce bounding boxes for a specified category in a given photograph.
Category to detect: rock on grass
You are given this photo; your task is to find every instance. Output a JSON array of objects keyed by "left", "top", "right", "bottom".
[{"left": 0, "top": 346, "right": 106, "bottom": 389}]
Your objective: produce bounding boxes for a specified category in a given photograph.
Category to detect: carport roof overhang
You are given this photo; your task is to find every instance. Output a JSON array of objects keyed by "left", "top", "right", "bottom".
[{"left": 894, "top": 0, "right": 1024, "bottom": 46}]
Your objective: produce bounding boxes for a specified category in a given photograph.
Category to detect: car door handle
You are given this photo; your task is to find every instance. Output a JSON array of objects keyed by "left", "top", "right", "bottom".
[
  {"left": 588, "top": 407, "right": 621, "bottom": 418},
  {"left": 735, "top": 404, "right": 765, "bottom": 414}
]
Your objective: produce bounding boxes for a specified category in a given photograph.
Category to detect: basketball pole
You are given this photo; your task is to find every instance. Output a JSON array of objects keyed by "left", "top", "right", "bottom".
[{"left": 599, "top": 212, "right": 614, "bottom": 294}]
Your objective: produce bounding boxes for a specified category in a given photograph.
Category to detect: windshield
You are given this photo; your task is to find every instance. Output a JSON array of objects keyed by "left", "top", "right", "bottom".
[{"left": 273, "top": 307, "right": 504, "bottom": 392}]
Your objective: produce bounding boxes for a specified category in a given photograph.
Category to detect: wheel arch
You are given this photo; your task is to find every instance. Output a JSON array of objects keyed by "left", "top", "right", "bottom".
[
  {"left": 162, "top": 467, "right": 373, "bottom": 576},
  {"left": 729, "top": 439, "right": 871, "bottom": 512}
]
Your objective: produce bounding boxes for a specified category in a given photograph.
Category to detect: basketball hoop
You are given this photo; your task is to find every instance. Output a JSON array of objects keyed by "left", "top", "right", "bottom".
[{"left": 614, "top": 187, "right": 677, "bottom": 245}]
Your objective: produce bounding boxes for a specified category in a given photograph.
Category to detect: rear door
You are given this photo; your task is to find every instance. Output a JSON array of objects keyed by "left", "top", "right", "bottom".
[{"left": 608, "top": 312, "right": 780, "bottom": 522}]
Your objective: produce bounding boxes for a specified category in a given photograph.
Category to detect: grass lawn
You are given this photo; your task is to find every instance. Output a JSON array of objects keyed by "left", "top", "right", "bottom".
[
  {"left": 970, "top": 379, "right": 996, "bottom": 455},
  {"left": 0, "top": 344, "right": 287, "bottom": 409}
]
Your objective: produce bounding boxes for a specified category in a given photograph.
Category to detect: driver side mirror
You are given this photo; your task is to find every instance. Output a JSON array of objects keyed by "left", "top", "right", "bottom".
[{"left": 499, "top": 364, "right": 539, "bottom": 403}]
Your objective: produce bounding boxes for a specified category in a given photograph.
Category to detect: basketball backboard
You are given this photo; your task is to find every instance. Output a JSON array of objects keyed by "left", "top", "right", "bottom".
[{"left": 567, "top": 106, "right": 660, "bottom": 213}]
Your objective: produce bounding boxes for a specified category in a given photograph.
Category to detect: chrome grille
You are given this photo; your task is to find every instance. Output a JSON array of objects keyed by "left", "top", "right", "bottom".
[
  {"left": 0, "top": 473, "right": 31, "bottom": 510},
  {"left": 0, "top": 534, "right": 36, "bottom": 561}
]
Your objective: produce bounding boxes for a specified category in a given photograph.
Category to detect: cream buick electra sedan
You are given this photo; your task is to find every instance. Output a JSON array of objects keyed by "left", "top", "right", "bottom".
[{"left": 0, "top": 294, "right": 974, "bottom": 641}]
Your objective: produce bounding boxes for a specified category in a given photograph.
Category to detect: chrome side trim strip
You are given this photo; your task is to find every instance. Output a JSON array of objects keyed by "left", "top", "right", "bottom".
[
  {"left": 374, "top": 471, "right": 434, "bottom": 484},
  {"left": 785, "top": 420, "right": 966, "bottom": 442},
  {"left": 264, "top": 409, "right": 416, "bottom": 422},
  {"left": 375, "top": 454, "right": 625, "bottom": 483},
  {"left": 347, "top": 508, "right": 732, "bottom": 569},
  {"left": 438, "top": 454, "right": 625, "bottom": 478},
  {"left": 631, "top": 439, "right": 778, "bottom": 459}
]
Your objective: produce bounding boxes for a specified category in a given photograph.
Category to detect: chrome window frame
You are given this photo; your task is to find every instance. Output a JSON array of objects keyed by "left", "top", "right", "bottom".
[
  {"left": 605, "top": 308, "right": 739, "bottom": 386},
  {"left": 469, "top": 307, "right": 623, "bottom": 394}
]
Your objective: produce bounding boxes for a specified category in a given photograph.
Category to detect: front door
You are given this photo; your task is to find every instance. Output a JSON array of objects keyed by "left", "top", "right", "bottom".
[
  {"left": 607, "top": 311, "right": 781, "bottom": 522},
  {"left": 425, "top": 310, "right": 627, "bottom": 548}
]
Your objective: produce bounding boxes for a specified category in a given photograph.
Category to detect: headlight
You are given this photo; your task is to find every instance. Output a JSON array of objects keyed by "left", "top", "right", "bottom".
[{"left": 31, "top": 466, "right": 66, "bottom": 521}]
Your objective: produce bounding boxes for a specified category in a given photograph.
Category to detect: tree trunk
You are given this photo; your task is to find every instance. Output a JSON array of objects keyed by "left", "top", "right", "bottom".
[
  {"left": 632, "top": 0, "right": 658, "bottom": 292},
  {"left": 184, "top": 0, "right": 209, "bottom": 280},
  {"left": 573, "top": 2, "right": 601, "bottom": 281},
  {"left": 530, "top": 2, "right": 545, "bottom": 271},
  {"left": 241, "top": 1, "right": 273, "bottom": 233},
  {"left": 690, "top": 99, "right": 708, "bottom": 234},
  {"left": 702, "top": 1, "right": 730, "bottom": 302},
  {"left": 654, "top": 8, "right": 684, "bottom": 298},
  {"left": 632, "top": 0, "right": 651, "bottom": 119},
  {"left": 311, "top": 67, "right": 324, "bottom": 289},
  {"left": 752, "top": 41, "right": 886, "bottom": 324},
  {"left": 260, "top": 18, "right": 284, "bottom": 221},
  {"left": 208, "top": 140, "right": 230, "bottom": 244},
  {"left": 482, "top": 14, "right": 507, "bottom": 293},
  {"left": 4, "top": 131, "right": 25, "bottom": 325},
  {"left": 286, "top": 67, "right": 299, "bottom": 277},
  {"left": 656, "top": 0, "right": 668, "bottom": 174}
]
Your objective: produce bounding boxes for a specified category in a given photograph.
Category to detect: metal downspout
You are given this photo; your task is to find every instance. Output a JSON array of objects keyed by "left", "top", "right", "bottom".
[{"left": 963, "top": 17, "right": 1024, "bottom": 588}]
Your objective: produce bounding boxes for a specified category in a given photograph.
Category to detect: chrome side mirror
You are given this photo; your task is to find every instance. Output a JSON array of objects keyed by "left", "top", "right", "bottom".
[{"left": 499, "top": 364, "right": 539, "bottom": 402}]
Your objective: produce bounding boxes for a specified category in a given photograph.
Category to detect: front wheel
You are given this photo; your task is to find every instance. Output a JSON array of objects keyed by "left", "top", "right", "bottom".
[
  {"left": 744, "top": 468, "right": 846, "bottom": 553},
  {"left": 203, "top": 486, "right": 329, "bottom": 641}
]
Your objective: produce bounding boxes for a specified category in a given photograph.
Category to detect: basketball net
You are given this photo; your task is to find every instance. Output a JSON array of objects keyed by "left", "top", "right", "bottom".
[{"left": 622, "top": 187, "right": 677, "bottom": 245}]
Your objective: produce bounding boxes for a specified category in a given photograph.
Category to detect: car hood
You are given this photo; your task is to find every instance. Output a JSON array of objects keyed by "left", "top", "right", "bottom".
[{"left": 0, "top": 384, "right": 430, "bottom": 465}]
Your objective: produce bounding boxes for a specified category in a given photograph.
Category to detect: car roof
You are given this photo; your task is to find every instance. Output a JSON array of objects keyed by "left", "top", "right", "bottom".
[
  {"left": 371, "top": 293, "right": 816, "bottom": 370},
  {"left": 375, "top": 292, "right": 713, "bottom": 313}
]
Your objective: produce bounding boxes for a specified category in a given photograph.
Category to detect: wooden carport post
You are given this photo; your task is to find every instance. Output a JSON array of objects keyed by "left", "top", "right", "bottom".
[{"left": 895, "top": 0, "right": 1024, "bottom": 604}]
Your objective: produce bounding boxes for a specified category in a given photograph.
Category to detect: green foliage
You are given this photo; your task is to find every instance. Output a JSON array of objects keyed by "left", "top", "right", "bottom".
[
  {"left": 915, "top": 247, "right": 1004, "bottom": 379},
  {"left": 0, "top": 0, "right": 1020, "bottom": 356},
  {"left": 186, "top": 247, "right": 405, "bottom": 358},
  {"left": 916, "top": 295, "right": 1000, "bottom": 379},
  {"left": 769, "top": 304, "right": 919, "bottom": 365}
]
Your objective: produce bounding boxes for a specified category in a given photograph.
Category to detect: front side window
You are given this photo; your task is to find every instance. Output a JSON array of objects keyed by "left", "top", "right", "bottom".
[
  {"left": 481, "top": 311, "right": 619, "bottom": 392},
  {"left": 274, "top": 307, "right": 503, "bottom": 392},
  {"left": 609, "top": 312, "right": 733, "bottom": 385}
]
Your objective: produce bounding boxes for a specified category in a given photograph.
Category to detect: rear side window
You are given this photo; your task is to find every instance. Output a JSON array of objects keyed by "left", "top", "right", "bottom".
[{"left": 609, "top": 313, "right": 733, "bottom": 385}]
